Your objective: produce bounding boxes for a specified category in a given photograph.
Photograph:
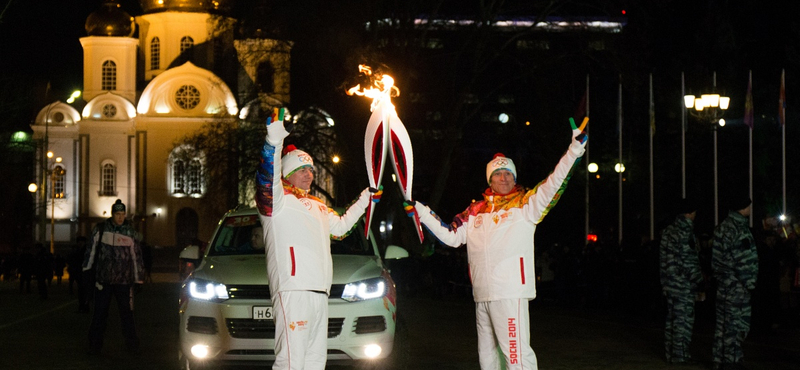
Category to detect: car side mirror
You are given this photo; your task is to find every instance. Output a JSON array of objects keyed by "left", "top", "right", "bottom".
[
  {"left": 384, "top": 245, "right": 409, "bottom": 260},
  {"left": 179, "top": 245, "right": 200, "bottom": 260}
]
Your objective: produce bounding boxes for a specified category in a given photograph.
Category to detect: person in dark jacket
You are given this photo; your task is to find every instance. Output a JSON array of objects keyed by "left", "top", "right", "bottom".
[
  {"left": 34, "top": 243, "right": 52, "bottom": 299},
  {"left": 83, "top": 199, "right": 144, "bottom": 355},
  {"left": 68, "top": 236, "right": 90, "bottom": 312}
]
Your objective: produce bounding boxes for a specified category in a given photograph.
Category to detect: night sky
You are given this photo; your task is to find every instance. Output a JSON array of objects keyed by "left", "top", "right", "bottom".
[{"left": 2, "top": 0, "right": 799, "bottom": 246}]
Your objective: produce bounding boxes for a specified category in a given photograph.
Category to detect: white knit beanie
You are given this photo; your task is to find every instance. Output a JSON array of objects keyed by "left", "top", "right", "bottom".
[
  {"left": 486, "top": 153, "right": 517, "bottom": 184},
  {"left": 281, "top": 145, "right": 314, "bottom": 177}
]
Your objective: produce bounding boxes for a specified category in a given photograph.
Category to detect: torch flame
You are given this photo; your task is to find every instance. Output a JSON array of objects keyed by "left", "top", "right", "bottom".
[{"left": 347, "top": 65, "right": 399, "bottom": 111}]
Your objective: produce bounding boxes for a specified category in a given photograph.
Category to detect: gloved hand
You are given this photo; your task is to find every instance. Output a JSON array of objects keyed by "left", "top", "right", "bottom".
[
  {"left": 569, "top": 116, "right": 589, "bottom": 145},
  {"left": 266, "top": 107, "right": 292, "bottom": 145},
  {"left": 403, "top": 200, "right": 417, "bottom": 217},
  {"left": 369, "top": 186, "right": 383, "bottom": 203}
]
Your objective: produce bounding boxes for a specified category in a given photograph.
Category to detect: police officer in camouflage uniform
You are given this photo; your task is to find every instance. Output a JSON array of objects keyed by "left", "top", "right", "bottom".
[
  {"left": 712, "top": 197, "right": 757, "bottom": 370},
  {"left": 659, "top": 198, "right": 703, "bottom": 365}
]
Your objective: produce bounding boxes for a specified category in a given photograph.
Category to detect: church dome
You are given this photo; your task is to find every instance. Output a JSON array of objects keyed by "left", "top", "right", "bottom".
[
  {"left": 85, "top": 1, "right": 135, "bottom": 37},
  {"left": 140, "top": 0, "right": 233, "bottom": 14}
]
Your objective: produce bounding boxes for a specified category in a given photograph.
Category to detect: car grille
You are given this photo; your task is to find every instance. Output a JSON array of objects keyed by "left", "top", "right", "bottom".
[
  {"left": 225, "top": 284, "right": 347, "bottom": 299},
  {"left": 187, "top": 316, "right": 218, "bottom": 334},
  {"left": 225, "top": 349, "right": 346, "bottom": 356},
  {"left": 353, "top": 315, "right": 386, "bottom": 334},
  {"left": 226, "top": 285, "right": 271, "bottom": 300},
  {"left": 226, "top": 317, "right": 345, "bottom": 339}
]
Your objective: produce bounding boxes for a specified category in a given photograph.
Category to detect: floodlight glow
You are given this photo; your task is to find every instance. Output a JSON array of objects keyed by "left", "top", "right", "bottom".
[
  {"left": 614, "top": 163, "right": 625, "bottom": 173},
  {"left": 587, "top": 163, "right": 598, "bottom": 173},
  {"left": 718, "top": 119, "right": 726, "bottom": 127}
]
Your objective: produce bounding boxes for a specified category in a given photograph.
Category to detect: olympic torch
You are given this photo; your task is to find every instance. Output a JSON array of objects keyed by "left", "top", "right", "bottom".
[{"left": 348, "top": 65, "right": 424, "bottom": 243}]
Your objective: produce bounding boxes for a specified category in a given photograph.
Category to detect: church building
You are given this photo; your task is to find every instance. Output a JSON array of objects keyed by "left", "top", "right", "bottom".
[{"left": 30, "top": 0, "right": 292, "bottom": 250}]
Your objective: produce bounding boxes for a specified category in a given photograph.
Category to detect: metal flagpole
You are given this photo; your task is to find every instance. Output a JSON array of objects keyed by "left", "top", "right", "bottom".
[
  {"left": 584, "top": 74, "right": 590, "bottom": 245},
  {"left": 649, "top": 73, "right": 655, "bottom": 240},
  {"left": 749, "top": 70, "right": 754, "bottom": 227},
  {"left": 681, "top": 72, "right": 686, "bottom": 198},
  {"left": 782, "top": 69, "right": 787, "bottom": 217},
  {"left": 713, "top": 72, "right": 719, "bottom": 225},
  {"left": 618, "top": 77, "right": 623, "bottom": 245}
]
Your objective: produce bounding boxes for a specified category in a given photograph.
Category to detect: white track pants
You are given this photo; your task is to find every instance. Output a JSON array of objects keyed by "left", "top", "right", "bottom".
[
  {"left": 272, "top": 291, "right": 328, "bottom": 370},
  {"left": 475, "top": 299, "right": 537, "bottom": 370}
]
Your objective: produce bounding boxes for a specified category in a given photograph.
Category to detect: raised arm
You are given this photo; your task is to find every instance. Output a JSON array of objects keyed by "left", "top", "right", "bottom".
[
  {"left": 526, "top": 118, "right": 588, "bottom": 224},
  {"left": 255, "top": 109, "right": 290, "bottom": 217}
]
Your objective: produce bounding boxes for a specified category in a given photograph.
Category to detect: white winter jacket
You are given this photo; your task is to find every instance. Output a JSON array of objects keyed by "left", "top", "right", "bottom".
[
  {"left": 255, "top": 139, "right": 370, "bottom": 297},
  {"left": 415, "top": 141, "right": 584, "bottom": 302}
]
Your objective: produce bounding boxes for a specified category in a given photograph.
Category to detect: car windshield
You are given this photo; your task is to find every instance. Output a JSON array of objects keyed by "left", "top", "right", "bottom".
[{"left": 207, "top": 214, "right": 374, "bottom": 256}]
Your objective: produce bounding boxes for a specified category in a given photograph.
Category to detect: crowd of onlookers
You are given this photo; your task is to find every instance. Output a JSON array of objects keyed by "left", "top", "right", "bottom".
[{"left": 0, "top": 241, "right": 86, "bottom": 299}]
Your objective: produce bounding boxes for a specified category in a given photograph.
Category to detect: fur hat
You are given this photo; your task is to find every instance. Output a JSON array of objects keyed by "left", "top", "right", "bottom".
[
  {"left": 282, "top": 144, "right": 314, "bottom": 177},
  {"left": 486, "top": 153, "right": 517, "bottom": 184},
  {"left": 729, "top": 195, "right": 752, "bottom": 212},
  {"left": 111, "top": 199, "right": 126, "bottom": 213},
  {"left": 676, "top": 198, "right": 697, "bottom": 215}
]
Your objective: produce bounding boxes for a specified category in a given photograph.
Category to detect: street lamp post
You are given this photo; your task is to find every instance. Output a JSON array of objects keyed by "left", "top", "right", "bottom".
[
  {"left": 32, "top": 152, "right": 64, "bottom": 254},
  {"left": 50, "top": 155, "right": 65, "bottom": 254},
  {"left": 684, "top": 74, "right": 730, "bottom": 225}
]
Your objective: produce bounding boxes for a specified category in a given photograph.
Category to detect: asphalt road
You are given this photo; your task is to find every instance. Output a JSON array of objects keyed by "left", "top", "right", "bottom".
[{"left": 1, "top": 271, "right": 799, "bottom": 370}]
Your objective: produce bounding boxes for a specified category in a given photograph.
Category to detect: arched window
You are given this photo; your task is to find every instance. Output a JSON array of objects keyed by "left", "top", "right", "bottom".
[
  {"left": 170, "top": 146, "right": 206, "bottom": 198},
  {"left": 172, "top": 160, "right": 186, "bottom": 195},
  {"left": 100, "top": 161, "right": 117, "bottom": 196},
  {"left": 180, "top": 36, "right": 194, "bottom": 53},
  {"left": 188, "top": 159, "right": 202, "bottom": 195},
  {"left": 150, "top": 37, "right": 160, "bottom": 70},
  {"left": 53, "top": 165, "right": 66, "bottom": 199},
  {"left": 256, "top": 61, "right": 274, "bottom": 93},
  {"left": 102, "top": 60, "right": 117, "bottom": 91}
]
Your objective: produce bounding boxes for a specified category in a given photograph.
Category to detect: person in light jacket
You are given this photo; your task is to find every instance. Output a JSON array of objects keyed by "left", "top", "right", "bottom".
[
  {"left": 255, "top": 108, "right": 380, "bottom": 370},
  {"left": 409, "top": 120, "right": 587, "bottom": 370}
]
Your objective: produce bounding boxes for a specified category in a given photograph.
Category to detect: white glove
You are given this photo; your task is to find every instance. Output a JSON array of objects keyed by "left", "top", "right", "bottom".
[
  {"left": 569, "top": 117, "right": 588, "bottom": 155},
  {"left": 266, "top": 108, "right": 290, "bottom": 146}
]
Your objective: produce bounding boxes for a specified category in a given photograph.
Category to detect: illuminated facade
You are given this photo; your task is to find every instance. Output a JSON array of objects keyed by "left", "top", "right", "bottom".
[{"left": 30, "top": 0, "right": 291, "bottom": 249}]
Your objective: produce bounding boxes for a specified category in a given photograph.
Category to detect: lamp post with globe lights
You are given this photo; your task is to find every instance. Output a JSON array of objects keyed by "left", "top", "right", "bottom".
[
  {"left": 29, "top": 151, "right": 64, "bottom": 254},
  {"left": 683, "top": 74, "right": 730, "bottom": 225}
]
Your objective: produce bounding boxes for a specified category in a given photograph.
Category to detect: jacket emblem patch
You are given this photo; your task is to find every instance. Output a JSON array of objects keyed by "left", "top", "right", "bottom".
[{"left": 289, "top": 320, "right": 308, "bottom": 331}]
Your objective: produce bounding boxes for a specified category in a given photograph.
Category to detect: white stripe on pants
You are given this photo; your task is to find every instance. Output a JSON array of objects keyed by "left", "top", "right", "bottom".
[
  {"left": 475, "top": 299, "right": 537, "bottom": 370},
  {"left": 272, "top": 291, "right": 328, "bottom": 370}
]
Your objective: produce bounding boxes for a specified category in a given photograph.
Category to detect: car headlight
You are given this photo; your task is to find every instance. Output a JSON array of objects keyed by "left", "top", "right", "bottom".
[
  {"left": 341, "top": 277, "right": 386, "bottom": 302},
  {"left": 187, "top": 278, "right": 229, "bottom": 301}
]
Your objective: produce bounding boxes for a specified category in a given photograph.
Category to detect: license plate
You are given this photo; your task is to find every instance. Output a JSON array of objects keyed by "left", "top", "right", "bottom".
[{"left": 252, "top": 306, "right": 273, "bottom": 320}]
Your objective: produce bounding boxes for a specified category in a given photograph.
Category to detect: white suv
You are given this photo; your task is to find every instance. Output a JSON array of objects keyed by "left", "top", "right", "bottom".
[{"left": 178, "top": 207, "right": 408, "bottom": 369}]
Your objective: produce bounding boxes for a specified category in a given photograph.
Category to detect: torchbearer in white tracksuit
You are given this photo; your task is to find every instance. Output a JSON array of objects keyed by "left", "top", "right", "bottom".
[
  {"left": 255, "top": 108, "right": 382, "bottom": 370},
  {"left": 407, "top": 120, "right": 587, "bottom": 370}
]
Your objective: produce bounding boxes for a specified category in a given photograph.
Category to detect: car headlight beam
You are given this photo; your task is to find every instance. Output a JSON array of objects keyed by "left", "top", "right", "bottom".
[
  {"left": 188, "top": 279, "right": 229, "bottom": 301},
  {"left": 342, "top": 278, "right": 386, "bottom": 301},
  {"left": 364, "top": 344, "right": 382, "bottom": 358}
]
